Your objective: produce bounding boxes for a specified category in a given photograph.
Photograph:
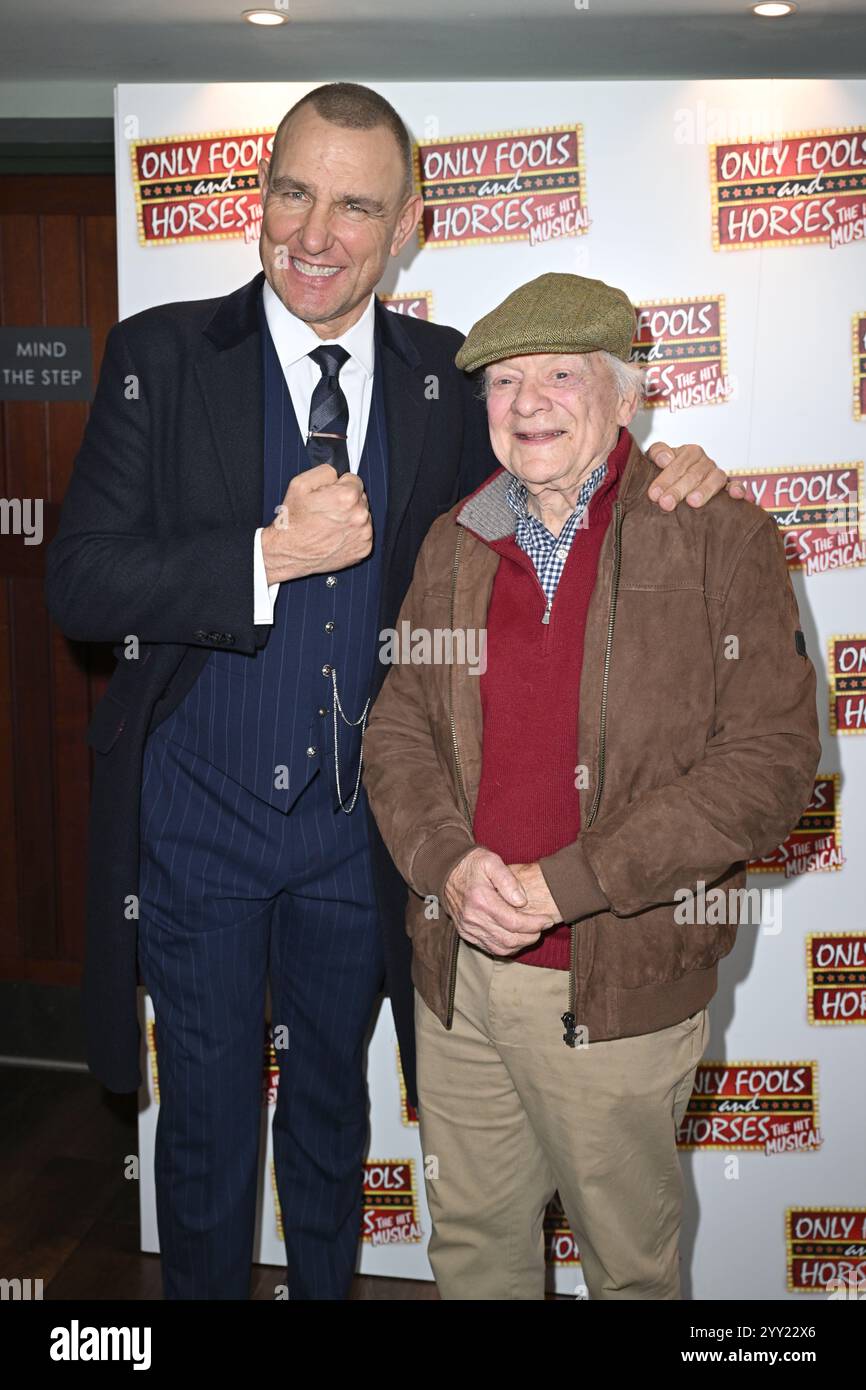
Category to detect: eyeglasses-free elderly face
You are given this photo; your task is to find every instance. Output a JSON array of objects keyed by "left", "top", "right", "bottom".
[{"left": 483, "top": 350, "right": 641, "bottom": 504}]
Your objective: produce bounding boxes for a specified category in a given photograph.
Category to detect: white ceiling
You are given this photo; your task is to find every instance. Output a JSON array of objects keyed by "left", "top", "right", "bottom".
[{"left": 0, "top": 0, "right": 864, "bottom": 81}]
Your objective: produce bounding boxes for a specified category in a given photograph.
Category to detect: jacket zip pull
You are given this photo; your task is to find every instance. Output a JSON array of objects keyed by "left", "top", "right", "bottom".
[
  {"left": 541, "top": 598, "right": 552, "bottom": 625},
  {"left": 561, "top": 1010, "right": 578, "bottom": 1048}
]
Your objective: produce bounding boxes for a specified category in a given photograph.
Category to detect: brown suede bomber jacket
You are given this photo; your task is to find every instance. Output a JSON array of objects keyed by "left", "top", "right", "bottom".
[{"left": 362, "top": 434, "right": 821, "bottom": 1046}]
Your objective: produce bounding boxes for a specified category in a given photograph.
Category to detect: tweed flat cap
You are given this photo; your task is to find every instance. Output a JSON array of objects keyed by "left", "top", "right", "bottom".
[{"left": 454, "top": 271, "right": 636, "bottom": 373}]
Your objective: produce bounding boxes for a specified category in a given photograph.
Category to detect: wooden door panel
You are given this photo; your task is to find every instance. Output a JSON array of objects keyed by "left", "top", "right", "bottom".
[{"left": 0, "top": 174, "right": 117, "bottom": 984}]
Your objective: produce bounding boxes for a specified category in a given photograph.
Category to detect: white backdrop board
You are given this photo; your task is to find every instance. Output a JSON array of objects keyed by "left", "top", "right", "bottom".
[{"left": 119, "top": 79, "right": 866, "bottom": 1300}]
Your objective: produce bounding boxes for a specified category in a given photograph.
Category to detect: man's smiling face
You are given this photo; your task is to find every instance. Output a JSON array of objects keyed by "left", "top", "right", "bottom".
[
  {"left": 257, "top": 105, "right": 422, "bottom": 338},
  {"left": 484, "top": 351, "right": 636, "bottom": 493}
]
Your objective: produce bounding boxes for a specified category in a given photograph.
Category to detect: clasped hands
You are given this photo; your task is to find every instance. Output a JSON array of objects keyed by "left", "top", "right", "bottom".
[{"left": 443, "top": 847, "right": 563, "bottom": 957}]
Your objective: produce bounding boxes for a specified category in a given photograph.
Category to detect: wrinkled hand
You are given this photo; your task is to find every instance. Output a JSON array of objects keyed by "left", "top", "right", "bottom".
[
  {"left": 508, "top": 862, "right": 562, "bottom": 925},
  {"left": 646, "top": 440, "right": 747, "bottom": 511},
  {"left": 261, "top": 463, "right": 373, "bottom": 583},
  {"left": 443, "top": 847, "right": 551, "bottom": 957}
]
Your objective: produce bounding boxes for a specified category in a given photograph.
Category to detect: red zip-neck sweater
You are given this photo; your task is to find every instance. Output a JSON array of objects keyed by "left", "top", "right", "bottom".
[{"left": 471, "top": 426, "right": 629, "bottom": 970}]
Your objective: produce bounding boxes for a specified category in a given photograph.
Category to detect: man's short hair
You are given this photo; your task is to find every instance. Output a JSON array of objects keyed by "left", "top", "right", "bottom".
[{"left": 272, "top": 82, "right": 415, "bottom": 200}]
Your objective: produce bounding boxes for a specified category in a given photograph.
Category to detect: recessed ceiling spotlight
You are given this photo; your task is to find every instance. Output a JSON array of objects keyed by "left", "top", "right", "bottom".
[
  {"left": 751, "top": 2, "right": 797, "bottom": 15},
  {"left": 242, "top": 8, "right": 288, "bottom": 25}
]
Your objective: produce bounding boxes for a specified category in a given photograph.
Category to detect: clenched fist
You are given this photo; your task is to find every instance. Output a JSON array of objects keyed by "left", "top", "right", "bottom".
[{"left": 261, "top": 463, "right": 373, "bottom": 583}]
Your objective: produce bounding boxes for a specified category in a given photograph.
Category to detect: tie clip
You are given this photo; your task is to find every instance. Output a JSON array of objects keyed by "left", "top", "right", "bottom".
[{"left": 308, "top": 431, "right": 348, "bottom": 441}]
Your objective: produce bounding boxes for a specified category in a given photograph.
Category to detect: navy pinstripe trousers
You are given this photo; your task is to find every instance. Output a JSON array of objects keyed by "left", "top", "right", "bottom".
[{"left": 137, "top": 727, "right": 384, "bottom": 1299}]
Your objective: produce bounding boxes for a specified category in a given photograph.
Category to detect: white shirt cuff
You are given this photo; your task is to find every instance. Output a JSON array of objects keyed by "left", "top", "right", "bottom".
[{"left": 253, "top": 527, "right": 280, "bottom": 625}]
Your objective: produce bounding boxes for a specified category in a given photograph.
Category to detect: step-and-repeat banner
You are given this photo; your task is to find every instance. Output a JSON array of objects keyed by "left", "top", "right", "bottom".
[{"left": 116, "top": 79, "right": 866, "bottom": 1300}]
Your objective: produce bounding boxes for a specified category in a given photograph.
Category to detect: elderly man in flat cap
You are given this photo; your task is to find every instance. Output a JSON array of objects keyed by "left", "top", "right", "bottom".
[{"left": 362, "top": 271, "right": 820, "bottom": 1300}]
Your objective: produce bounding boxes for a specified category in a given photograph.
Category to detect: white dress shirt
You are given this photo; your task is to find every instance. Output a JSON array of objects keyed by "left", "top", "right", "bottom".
[{"left": 253, "top": 280, "right": 377, "bottom": 623}]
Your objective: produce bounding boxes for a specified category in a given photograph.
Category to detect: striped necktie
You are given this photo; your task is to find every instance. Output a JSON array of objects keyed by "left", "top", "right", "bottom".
[{"left": 306, "top": 344, "right": 350, "bottom": 476}]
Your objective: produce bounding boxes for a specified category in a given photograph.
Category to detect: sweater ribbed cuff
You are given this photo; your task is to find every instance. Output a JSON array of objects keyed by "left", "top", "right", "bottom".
[
  {"left": 410, "top": 823, "right": 477, "bottom": 916},
  {"left": 538, "top": 839, "right": 609, "bottom": 924}
]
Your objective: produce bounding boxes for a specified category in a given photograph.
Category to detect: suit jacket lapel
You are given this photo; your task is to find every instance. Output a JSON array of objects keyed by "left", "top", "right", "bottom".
[
  {"left": 375, "top": 298, "right": 431, "bottom": 565},
  {"left": 195, "top": 270, "right": 266, "bottom": 528}
]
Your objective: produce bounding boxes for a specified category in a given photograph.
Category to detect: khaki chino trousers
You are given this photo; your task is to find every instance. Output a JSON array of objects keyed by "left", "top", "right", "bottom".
[{"left": 414, "top": 940, "right": 709, "bottom": 1300}]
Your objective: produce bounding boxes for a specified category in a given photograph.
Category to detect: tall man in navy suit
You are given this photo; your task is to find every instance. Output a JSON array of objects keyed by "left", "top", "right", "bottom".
[{"left": 46, "top": 82, "right": 736, "bottom": 1300}]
